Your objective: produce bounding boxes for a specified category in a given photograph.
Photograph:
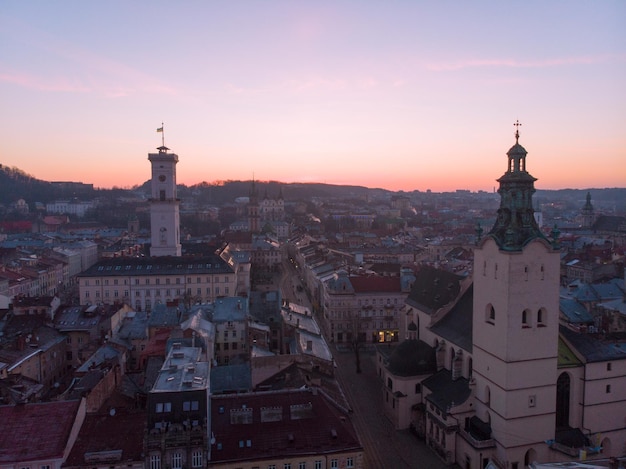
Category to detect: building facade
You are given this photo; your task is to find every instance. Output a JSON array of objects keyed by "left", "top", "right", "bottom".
[
  {"left": 149, "top": 145, "right": 182, "bottom": 257},
  {"left": 77, "top": 256, "right": 239, "bottom": 312}
]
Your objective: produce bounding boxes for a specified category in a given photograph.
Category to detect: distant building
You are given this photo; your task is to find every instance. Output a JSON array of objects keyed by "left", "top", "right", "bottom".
[
  {"left": 77, "top": 255, "right": 240, "bottom": 312},
  {"left": 149, "top": 145, "right": 181, "bottom": 257}
]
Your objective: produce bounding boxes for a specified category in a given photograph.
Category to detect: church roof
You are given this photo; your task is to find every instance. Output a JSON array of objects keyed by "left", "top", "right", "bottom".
[
  {"left": 422, "top": 369, "right": 471, "bottom": 413},
  {"left": 560, "top": 325, "right": 626, "bottom": 363},
  {"left": 384, "top": 339, "right": 436, "bottom": 377},
  {"left": 430, "top": 284, "right": 474, "bottom": 353},
  {"left": 405, "top": 265, "right": 463, "bottom": 315}
]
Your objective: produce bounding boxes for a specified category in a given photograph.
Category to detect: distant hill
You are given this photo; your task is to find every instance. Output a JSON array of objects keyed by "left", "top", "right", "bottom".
[
  {"left": 0, "top": 164, "right": 97, "bottom": 204},
  {"left": 1, "top": 162, "right": 625, "bottom": 213}
]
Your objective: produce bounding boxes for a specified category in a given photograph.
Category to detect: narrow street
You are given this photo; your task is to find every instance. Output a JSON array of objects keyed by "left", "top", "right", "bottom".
[
  {"left": 279, "top": 250, "right": 448, "bottom": 468},
  {"left": 332, "top": 346, "right": 448, "bottom": 469}
]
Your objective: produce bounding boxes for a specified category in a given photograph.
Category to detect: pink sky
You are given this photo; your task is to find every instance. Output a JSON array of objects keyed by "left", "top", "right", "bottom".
[{"left": 1, "top": 2, "right": 625, "bottom": 192}]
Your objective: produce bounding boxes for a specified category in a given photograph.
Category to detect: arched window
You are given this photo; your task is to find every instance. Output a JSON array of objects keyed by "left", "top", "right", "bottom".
[
  {"left": 522, "top": 309, "right": 530, "bottom": 327},
  {"left": 524, "top": 448, "right": 538, "bottom": 467},
  {"left": 556, "top": 372, "right": 571, "bottom": 427},
  {"left": 449, "top": 347, "right": 455, "bottom": 370},
  {"left": 486, "top": 304, "right": 495, "bottom": 324},
  {"left": 537, "top": 308, "right": 546, "bottom": 326}
]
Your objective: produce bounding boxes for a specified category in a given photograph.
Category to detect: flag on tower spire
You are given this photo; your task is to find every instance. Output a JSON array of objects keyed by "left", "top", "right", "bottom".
[{"left": 156, "top": 123, "right": 165, "bottom": 147}]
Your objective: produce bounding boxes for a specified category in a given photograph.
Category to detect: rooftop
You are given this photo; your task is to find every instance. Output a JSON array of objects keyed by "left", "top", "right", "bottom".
[
  {"left": 64, "top": 409, "right": 146, "bottom": 467},
  {"left": 0, "top": 399, "right": 82, "bottom": 463},
  {"left": 210, "top": 389, "right": 361, "bottom": 464}
]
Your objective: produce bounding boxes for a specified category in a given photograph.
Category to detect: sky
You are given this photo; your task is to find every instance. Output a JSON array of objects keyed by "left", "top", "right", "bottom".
[{"left": 1, "top": 1, "right": 625, "bottom": 193}]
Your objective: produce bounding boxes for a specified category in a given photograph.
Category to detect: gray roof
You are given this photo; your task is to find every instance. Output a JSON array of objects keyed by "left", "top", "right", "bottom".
[
  {"left": 559, "top": 298, "right": 594, "bottom": 324},
  {"left": 422, "top": 369, "right": 471, "bottom": 412},
  {"left": 148, "top": 303, "right": 184, "bottom": 328},
  {"left": 213, "top": 297, "right": 249, "bottom": 322},
  {"left": 430, "top": 284, "right": 473, "bottom": 353},
  {"left": 560, "top": 326, "right": 626, "bottom": 363},
  {"left": 210, "top": 364, "right": 252, "bottom": 394},
  {"left": 384, "top": 339, "right": 436, "bottom": 377},
  {"left": 152, "top": 346, "right": 209, "bottom": 393},
  {"left": 405, "top": 265, "right": 463, "bottom": 315},
  {"left": 78, "top": 254, "right": 233, "bottom": 278}
]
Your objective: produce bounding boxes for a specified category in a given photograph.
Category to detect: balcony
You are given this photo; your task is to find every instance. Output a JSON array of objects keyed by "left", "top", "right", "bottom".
[
  {"left": 146, "top": 426, "right": 206, "bottom": 451},
  {"left": 458, "top": 427, "right": 496, "bottom": 449}
]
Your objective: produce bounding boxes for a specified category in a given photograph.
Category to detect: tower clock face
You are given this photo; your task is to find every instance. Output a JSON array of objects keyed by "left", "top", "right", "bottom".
[{"left": 159, "top": 175, "right": 166, "bottom": 182}]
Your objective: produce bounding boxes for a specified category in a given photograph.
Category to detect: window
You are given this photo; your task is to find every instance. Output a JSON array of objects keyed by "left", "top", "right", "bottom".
[
  {"left": 299, "top": 463, "right": 306, "bottom": 469},
  {"left": 156, "top": 403, "right": 163, "bottom": 413},
  {"left": 415, "top": 383, "right": 421, "bottom": 394},
  {"left": 330, "top": 460, "right": 338, "bottom": 469},
  {"left": 150, "top": 454, "right": 161, "bottom": 469},
  {"left": 171, "top": 452, "right": 182, "bottom": 469},
  {"left": 607, "top": 362, "right": 612, "bottom": 371},
  {"left": 486, "top": 304, "right": 495, "bottom": 324},
  {"left": 268, "top": 466, "right": 277, "bottom": 469},
  {"left": 191, "top": 450, "right": 203, "bottom": 468},
  {"left": 522, "top": 310, "right": 529, "bottom": 327},
  {"left": 315, "top": 462, "right": 322, "bottom": 469},
  {"left": 164, "top": 402, "right": 172, "bottom": 412},
  {"left": 191, "top": 400, "right": 199, "bottom": 411},
  {"left": 232, "top": 342, "right": 238, "bottom": 350},
  {"left": 40, "top": 466, "right": 50, "bottom": 469},
  {"left": 347, "top": 457, "right": 354, "bottom": 468},
  {"left": 284, "top": 464, "right": 292, "bottom": 469},
  {"left": 606, "top": 385, "right": 611, "bottom": 393},
  {"left": 183, "top": 401, "right": 191, "bottom": 411},
  {"left": 537, "top": 308, "right": 546, "bottom": 326}
]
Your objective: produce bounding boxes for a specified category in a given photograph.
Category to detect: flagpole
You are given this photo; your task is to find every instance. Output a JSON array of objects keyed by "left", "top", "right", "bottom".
[{"left": 161, "top": 121, "right": 165, "bottom": 147}]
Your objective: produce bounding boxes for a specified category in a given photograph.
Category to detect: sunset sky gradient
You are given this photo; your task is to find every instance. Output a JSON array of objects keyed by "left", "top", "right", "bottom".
[{"left": 1, "top": 1, "right": 625, "bottom": 192}]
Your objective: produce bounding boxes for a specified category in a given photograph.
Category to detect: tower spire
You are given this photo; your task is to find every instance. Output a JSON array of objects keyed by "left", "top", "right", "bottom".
[
  {"left": 156, "top": 122, "right": 167, "bottom": 152},
  {"left": 487, "top": 124, "right": 549, "bottom": 251},
  {"left": 514, "top": 119, "right": 522, "bottom": 143}
]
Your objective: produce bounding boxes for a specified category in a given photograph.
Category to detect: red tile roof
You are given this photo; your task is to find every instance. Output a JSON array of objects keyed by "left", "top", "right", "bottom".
[
  {"left": 0, "top": 400, "right": 82, "bottom": 463},
  {"left": 211, "top": 390, "right": 361, "bottom": 464},
  {"left": 349, "top": 276, "right": 401, "bottom": 293},
  {"left": 64, "top": 409, "right": 146, "bottom": 467}
]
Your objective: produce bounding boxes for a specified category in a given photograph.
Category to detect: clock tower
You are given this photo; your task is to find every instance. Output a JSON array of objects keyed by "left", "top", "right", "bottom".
[{"left": 149, "top": 144, "right": 181, "bottom": 257}]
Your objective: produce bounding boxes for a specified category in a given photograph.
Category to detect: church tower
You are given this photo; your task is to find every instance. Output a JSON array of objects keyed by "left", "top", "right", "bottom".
[
  {"left": 472, "top": 124, "right": 561, "bottom": 466},
  {"left": 581, "top": 191, "right": 595, "bottom": 229},
  {"left": 149, "top": 141, "right": 181, "bottom": 257},
  {"left": 248, "top": 178, "right": 260, "bottom": 233}
]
